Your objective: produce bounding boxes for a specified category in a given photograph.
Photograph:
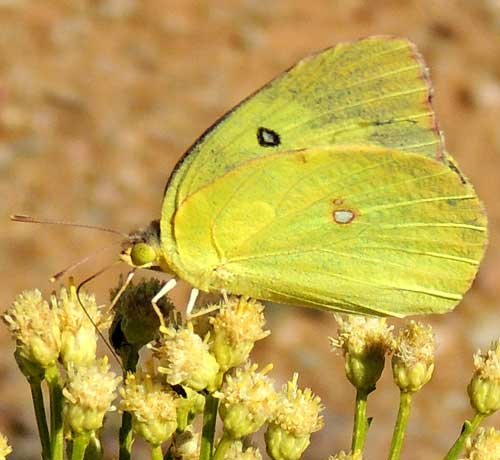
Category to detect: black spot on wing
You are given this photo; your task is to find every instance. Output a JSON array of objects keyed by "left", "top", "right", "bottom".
[{"left": 257, "top": 127, "right": 281, "bottom": 147}]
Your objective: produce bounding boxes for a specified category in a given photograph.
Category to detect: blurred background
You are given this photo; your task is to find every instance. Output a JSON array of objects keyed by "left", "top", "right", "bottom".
[{"left": 1, "top": 1, "right": 499, "bottom": 459}]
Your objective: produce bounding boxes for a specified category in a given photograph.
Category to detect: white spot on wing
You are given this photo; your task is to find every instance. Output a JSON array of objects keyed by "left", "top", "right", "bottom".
[{"left": 333, "top": 209, "right": 355, "bottom": 224}]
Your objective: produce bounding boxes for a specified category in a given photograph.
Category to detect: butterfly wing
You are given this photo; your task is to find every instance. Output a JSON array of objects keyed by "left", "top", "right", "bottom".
[
  {"left": 170, "top": 146, "right": 486, "bottom": 316},
  {"left": 161, "top": 37, "right": 444, "bottom": 263}
]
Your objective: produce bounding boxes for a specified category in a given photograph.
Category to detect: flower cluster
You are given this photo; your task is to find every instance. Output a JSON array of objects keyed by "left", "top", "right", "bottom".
[{"left": 4, "top": 278, "right": 499, "bottom": 460}]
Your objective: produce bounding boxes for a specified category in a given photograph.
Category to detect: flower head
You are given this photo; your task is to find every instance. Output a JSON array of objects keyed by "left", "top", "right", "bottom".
[
  {"left": 392, "top": 321, "right": 435, "bottom": 393},
  {"left": 63, "top": 357, "right": 121, "bottom": 434},
  {"left": 224, "top": 440, "right": 262, "bottom": 460},
  {"left": 110, "top": 277, "right": 174, "bottom": 352},
  {"left": 154, "top": 324, "right": 220, "bottom": 391},
  {"left": 329, "top": 452, "right": 359, "bottom": 460},
  {"left": 468, "top": 339, "right": 500, "bottom": 415},
  {"left": 119, "top": 368, "right": 178, "bottom": 446},
  {"left": 215, "top": 363, "right": 277, "bottom": 439},
  {"left": 53, "top": 284, "right": 109, "bottom": 367},
  {"left": 3, "top": 290, "right": 61, "bottom": 372},
  {"left": 210, "top": 297, "right": 269, "bottom": 372},
  {"left": 265, "top": 374, "right": 323, "bottom": 460},
  {"left": 462, "top": 427, "right": 500, "bottom": 460},
  {"left": 0, "top": 433, "right": 12, "bottom": 460},
  {"left": 271, "top": 373, "right": 324, "bottom": 435},
  {"left": 171, "top": 425, "right": 200, "bottom": 460},
  {"left": 331, "top": 314, "right": 394, "bottom": 393}
]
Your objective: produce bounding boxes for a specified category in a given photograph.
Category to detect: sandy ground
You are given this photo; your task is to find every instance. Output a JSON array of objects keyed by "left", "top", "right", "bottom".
[{"left": 0, "top": 1, "right": 499, "bottom": 459}]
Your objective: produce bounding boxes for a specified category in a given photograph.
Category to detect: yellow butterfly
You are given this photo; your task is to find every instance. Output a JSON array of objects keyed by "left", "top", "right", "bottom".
[{"left": 122, "top": 36, "right": 487, "bottom": 318}]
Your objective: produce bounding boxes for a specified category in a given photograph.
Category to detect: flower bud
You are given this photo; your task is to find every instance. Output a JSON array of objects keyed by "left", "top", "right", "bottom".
[
  {"left": 468, "top": 340, "right": 500, "bottom": 416},
  {"left": 172, "top": 426, "right": 200, "bottom": 460},
  {"left": 462, "top": 427, "right": 500, "bottom": 460},
  {"left": 63, "top": 357, "right": 121, "bottom": 434},
  {"left": 3, "top": 290, "right": 61, "bottom": 370},
  {"left": 110, "top": 278, "right": 174, "bottom": 352},
  {"left": 331, "top": 315, "right": 394, "bottom": 393},
  {"left": 392, "top": 322, "right": 435, "bottom": 393},
  {"left": 210, "top": 297, "right": 269, "bottom": 372},
  {"left": 265, "top": 426, "right": 309, "bottom": 460},
  {"left": 215, "top": 363, "right": 277, "bottom": 439},
  {"left": 154, "top": 324, "right": 220, "bottom": 391},
  {"left": 119, "top": 370, "right": 178, "bottom": 446},
  {"left": 14, "top": 348, "right": 45, "bottom": 382},
  {"left": 265, "top": 374, "right": 323, "bottom": 460},
  {"left": 329, "top": 452, "right": 359, "bottom": 460},
  {"left": 53, "top": 285, "right": 109, "bottom": 368},
  {"left": 0, "top": 433, "right": 12, "bottom": 460},
  {"left": 224, "top": 440, "right": 262, "bottom": 460}
]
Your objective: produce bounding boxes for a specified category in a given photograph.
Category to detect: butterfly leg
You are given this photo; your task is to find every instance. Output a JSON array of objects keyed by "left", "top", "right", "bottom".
[
  {"left": 186, "top": 289, "right": 231, "bottom": 320},
  {"left": 186, "top": 289, "right": 226, "bottom": 320},
  {"left": 186, "top": 288, "right": 200, "bottom": 318},
  {"left": 187, "top": 303, "right": 221, "bottom": 320},
  {"left": 107, "top": 269, "right": 136, "bottom": 315},
  {"left": 152, "top": 278, "right": 177, "bottom": 328}
]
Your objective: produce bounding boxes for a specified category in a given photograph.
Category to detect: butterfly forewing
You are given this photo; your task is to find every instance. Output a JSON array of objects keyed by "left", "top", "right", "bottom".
[{"left": 161, "top": 37, "right": 444, "bottom": 263}]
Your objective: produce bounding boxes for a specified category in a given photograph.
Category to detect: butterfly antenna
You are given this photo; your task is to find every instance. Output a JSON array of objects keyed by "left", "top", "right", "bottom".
[
  {"left": 76, "top": 263, "right": 123, "bottom": 367},
  {"left": 10, "top": 214, "right": 128, "bottom": 237},
  {"left": 50, "top": 242, "right": 123, "bottom": 283}
]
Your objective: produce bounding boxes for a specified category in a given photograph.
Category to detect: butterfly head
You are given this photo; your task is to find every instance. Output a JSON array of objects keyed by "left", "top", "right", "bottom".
[{"left": 121, "top": 220, "right": 165, "bottom": 270}]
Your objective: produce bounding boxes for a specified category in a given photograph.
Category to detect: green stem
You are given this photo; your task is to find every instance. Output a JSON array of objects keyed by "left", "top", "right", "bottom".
[
  {"left": 388, "top": 391, "right": 413, "bottom": 460},
  {"left": 119, "top": 349, "right": 138, "bottom": 460},
  {"left": 213, "top": 434, "right": 233, "bottom": 460},
  {"left": 176, "top": 407, "right": 189, "bottom": 433},
  {"left": 45, "top": 365, "right": 64, "bottom": 460},
  {"left": 444, "top": 412, "right": 485, "bottom": 460},
  {"left": 351, "top": 390, "right": 369, "bottom": 455},
  {"left": 213, "top": 434, "right": 232, "bottom": 460},
  {"left": 151, "top": 444, "right": 164, "bottom": 460},
  {"left": 29, "top": 379, "right": 51, "bottom": 460},
  {"left": 199, "top": 394, "right": 219, "bottom": 460},
  {"left": 119, "top": 412, "right": 134, "bottom": 460},
  {"left": 71, "top": 432, "right": 91, "bottom": 460}
]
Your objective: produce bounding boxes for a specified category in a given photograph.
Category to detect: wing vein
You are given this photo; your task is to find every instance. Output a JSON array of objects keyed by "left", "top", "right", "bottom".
[
  {"left": 363, "top": 194, "right": 477, "bottom": 213},
  {"left": 233, "top": 264, "right": 461, "bottom": 300},
  {"left": 226, "top": 245, "right": 481, "bottom": 266},
  {"left": 375, "top": 223, "right": 486, "bottom": 230}
]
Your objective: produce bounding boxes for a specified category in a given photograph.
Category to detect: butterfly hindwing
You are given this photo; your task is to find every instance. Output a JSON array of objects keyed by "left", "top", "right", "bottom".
[{"left": 171, "top": 146, "right": 486, "bottom": 317}]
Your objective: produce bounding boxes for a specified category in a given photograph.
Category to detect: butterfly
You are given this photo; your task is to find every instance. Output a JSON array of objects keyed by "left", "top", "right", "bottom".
[{"left": 122, "top": 36, "right": 487, "bottom": 318}]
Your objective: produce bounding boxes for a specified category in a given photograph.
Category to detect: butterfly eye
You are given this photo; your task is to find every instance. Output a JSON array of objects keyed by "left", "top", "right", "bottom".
[{"left": 130, "top": 242, "right": 156, "bottom": 267}]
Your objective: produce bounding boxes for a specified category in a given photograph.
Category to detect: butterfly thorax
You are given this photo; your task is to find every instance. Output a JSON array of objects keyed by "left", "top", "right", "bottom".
[{"left": 121, "top": 220, "right": 172, "bottom": 273}]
